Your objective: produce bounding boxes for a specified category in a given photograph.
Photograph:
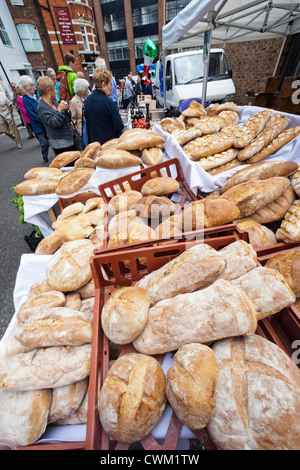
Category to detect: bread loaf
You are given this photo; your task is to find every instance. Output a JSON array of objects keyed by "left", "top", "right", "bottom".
[
  {"left": 207, "top": 335, "right": 300, "bottom": 450},
  {"left": 236, "top": 218, "right": 277, "bottom": 249},
  {"left": 276, "top": 200, "right": 300, "bottom": 243},
  {"left": 141, "top": 147, "right": 164, "bottom": 166},
  {"left": 74, "top": 157, "right": 97, "bottom": 169},
  {"left": 108, "top": 210, "right": 140, "bottom": 237},
  {"left": 55, "top": 168, "right": 95, "bottom": 195},
  {"left": 220, "top": 161, "right": 298, "bottom": 194},
  {"left": 141, "top": 176, "right": 180, "bottom": 196},
  {"left": 50, "top": 151, "right": 81, "bottom": 168},
  {"left": 216, "top": 240, "right": 257, "bottom": 281},
  {"left": 82, "top": 197, "right": 104, "bottom": 213},
  {"left": 14, "top": 179, "right": 58, "bottom": 196},
  {"left": 24, "top": 167, "right": 64, "bottom": 182},
  {"left": 232, "top": 266, "right": 296, "bottom": 320},
  {"left": 0, "top": 389, "right": 51, "bottom": 446},
  {"left": 222, "top": 177, "right": 291, "bottom": 217},
  {"left": 131, "top": 195, "right": 175, "bottom": 219},
  {"left": 46, "top": 239, "right": 95, "bottom": 292},
  {"left": 184, "top": 133, "right": 234, "bottom": 159},
  {"left": 249, "top": 186, "right": 296, "bottom": 224},
  {"left": 116, "top": 130, "right": 165, "bottom": 151},
  {"left": 234, "top": 109, "right": 272, "bottom": 148},
  {"left": 16, "top": 305, "right": 92, "bottom": 325},
  {"left": 166, "top": 343, "right": 219, "bottom": 430},
  {"left": 197, "top": 148, "right": 239, "bottom": 171},
  {"left": 65, "top": 292, "right": 82, "bottom": 310},
  {"left": 247, "top": 126, "right": 300, "bottom": 163},
  {"left": 133, "top": 279, "right": 257, "bottom": 355},
  {"left": 26, "top": 279, "right": 53, "bottom": 300},
  {"left": 48, "top": 378, "right": 88, "bottom": 424},
  {"left": 179, "top": 197, "right": 240, "bottom": 230},
  {"left": 172, "top": 128, "right": 203, "bottom": 145},
  {"left": 101, "top": 286, "right": 150, "bottom": 344},
  {"left": 98, "top": 353, "right": 166, "bottom": 444},
  {"left": 35, "top": 232, "right": 65, "bottom": 255},
  {"left": 96, "top": 150, "right": 141, "bottom": 169},
  {"left": 107, "top": 190, "right": 142, "bottom": 215},
  {"left": 54, "top": 385, "right": 88, "bottom": 425},
  {"left": 290, "top": 165, "right": 300, "bottom": 197},
  {"left": 55, "top": 220, "right": 86, "bottom": 242},
  {"left": 216, "top": 110, "right": 239, "bottom": 128},
  {"left": 265, "top": 248, "right": 300, "bottom": 297},
  {"left": 80, "top": 142, "right": 100, "bottom": 159},
  {"left": 17, "top": 291, "right": 66, "bottom": 322},
  {"left": 207, "top": 158, "right": 241, "bottom": 176},
  {"left": 136, "top": 243, "right": 226, "bottom": 306},
  {"left": 0, "top": 343, "right": 91, "bottom": 390}
]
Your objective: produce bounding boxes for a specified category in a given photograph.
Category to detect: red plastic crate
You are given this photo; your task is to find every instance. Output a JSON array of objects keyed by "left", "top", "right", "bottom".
[{"left": 86, "top": 235, "right": 299, "bottom": 451}]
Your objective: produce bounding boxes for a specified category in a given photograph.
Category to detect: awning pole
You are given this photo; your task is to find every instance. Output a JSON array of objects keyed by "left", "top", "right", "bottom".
[
  {"left": 163, "top": 49, "right": 166, "bottom": 109},
  {"left": 273, "top": 22, "right": 292, "bottom": 76},
  {"left": 202, "top": 25, "right": 212, "bottom": 107}
]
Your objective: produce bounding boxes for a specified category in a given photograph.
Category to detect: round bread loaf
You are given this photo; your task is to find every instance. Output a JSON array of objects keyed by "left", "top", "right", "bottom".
[
  {"left": 132, "top": 195, "right": 175, "bottom": 219},
  {"left": 141, "top": 176, "right": 180, "bottom": 196},
  {"left": 265, "top": 248, "right": 300, "bottom": 297},
  {"left": 101, "top": 286, "right": 151, "bottom": 344},
  {"left": 98, "top": 353, "right": 166, "bottom": 443},
  {"left": 46, "top": 239, "right": 95, "bottom": 292},
  {"left": 207, "top": 335, "right": 300, "bottom": 450},
  {"left": 166, "top": 343, "right": 219, "bottom": 430},
  {"left": 141, "top": 147, "right": 163, "bottom": 166},
  {"left": 107, "top": 190, "right": 143, "bottom": 214},
  {"left": 236, "top": 218, "right": 277, "bottom": 250}
]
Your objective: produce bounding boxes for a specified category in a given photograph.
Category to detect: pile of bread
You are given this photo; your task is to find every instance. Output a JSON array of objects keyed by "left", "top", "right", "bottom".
[
  {"left": 98, "top": 240, "right": 300, "bottom": 449},
  {"left": 159, "top": 102, "right": 300, "bottom": 175},
  {"left": 0, "top": 237, "right": 98, "bottom": 446}
]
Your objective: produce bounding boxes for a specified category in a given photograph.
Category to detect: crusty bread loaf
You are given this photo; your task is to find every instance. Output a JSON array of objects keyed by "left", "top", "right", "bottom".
[
  {"left": 82, "top": 197, "right": 104, "bottom": 213},
  {"left": 216, "top": 240, "right": 257, "bottom": 281},
  {"left": 141, "top": 147, "right": 164, "bottom": 166},
  {"left": 133, "top": 279, "right": 257, "bottom": 355},
  {"left": 0, "top": 388, "right": 51, "bottom": 446},
  {"left": 233, "top": 266, "right": 296, "bottom": 320},
  {"left": 96, "top": 150, "right": 141, "bottom": 169},
  {"left": 16, "top": 305, "right": 92, "bottom": 326},
  {"left": 48, "top": 378, "right": 88, "bottom": 424},
  {"left": 222, "top": 177, "right": 291, "bottom": 217},
  {"left": 207, "top": 335, "right": 300, "bottom": 450},
  {"left": 116, "top": 130, "right": 165, "bottom": 151},
  {"left": 74, "top": 157, "right": 97, "bottom": 169},
  {"left": 35, "top": 232, "right": 65, "bottom": 255},
  {"left": 248, "top": 186, "right": 296, "bottom": 224},
  {"left": 236, "top": 218, "right": 277, "bottom": 250},
  {"left": 220, "top": 161, "right": 298, "bottom": 194},
  {"left": 14, "top": 179, "right": 58, "bottom": 196},
  {"left": 17, "top": 291, "right": 66, "bottom": 322},
  {"left": 101, "top": 286, "right": 150, "bottom": 344},
  {"left": 234, "top": 109, "right": 272, "bottom": 148},
  {"left": 54, "top": 385, "right": 88, "bottom": 425},
  {"left": 265, "top": 248, "right": 300, "bottom": 297},
  {"left": 50, "top": 151, "right": 81, "bottom": 169},
  {"left": 98, "top": 353, "right": 166, "bottom": 444},
  {"left": 290, "top": 165, "right": 300, "bottom": 197},
  {"left": 141, "top": 176, "right": 180, "bottom": 196},
  {"left": 55, "top": 168, "right": 95, "bottom": 195},
  {"left": 166, "top": 343, "right": 219, "bottom": 430},
  {"left": 131, "top": 195, "right": 175, "bottom": 219},
  {"left": 136, "top": 243, "right": 226, "bottom": 306},
  {"left": 55, "top": 220, "right": 86, "bottom": 242},
  {"left": 216, "top": 110, "right": 239, "bottom": 129},
  {"left": 197, "top": 148, "right": 239, "bottom": 171},
  {"left": 24, "top": 167, "right": 64, "bottom": 182},
  {"left": 26, "top": 279, "right": 53, "bottom": 300},
  {"left": 107, "top": 210, "right": 140, "bottom": 237},
  {"left": 179, "top": 197, "right": 240, "bottom": 230},
  {"left": 193, "top": 116, "right": 221, "bottom": 135},
  {"left": 80, "top": 142, "right": 101, "bottom": 159},
  {"left": 46, "top": 239, "right": 95, "bottom": 292},
  {"left": 207, "top": 158, "right": 242, "bottom": 176},
  {"left": 172, "top": 128, "right": 203, "bottom": 145},
  {"left": 65, "top": 292, "right": 82, "bottom": 310},
  {"left": 247, "top": 126, "right": 300, "bottom": 163},
  {"left": 276, "top": 199, "right": 300, "bottom": 243},
  {"left": 107, "top": 190, "right": 142, "bottom": 215},
  {"left": 0, "top": 343, "right": 91, "bottom": 390},
  {"left": 184, "top": 133, "right": 234, "bottom": 159},
  {"left": 74, "top": 278, "right": 95, "bottom": 299}
]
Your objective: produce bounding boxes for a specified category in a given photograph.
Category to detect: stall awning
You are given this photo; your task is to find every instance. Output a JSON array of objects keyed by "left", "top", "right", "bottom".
[{"left": 162, "top": 0, "right": 300, "bottom": 50}]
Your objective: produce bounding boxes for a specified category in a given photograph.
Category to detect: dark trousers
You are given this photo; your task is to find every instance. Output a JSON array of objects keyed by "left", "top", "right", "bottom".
[
  {"left": 36, "top": 132, "right": 50, "bottom": 160},
  {"left": 52, "top": 143, "right": 77, "bottom": 156}
]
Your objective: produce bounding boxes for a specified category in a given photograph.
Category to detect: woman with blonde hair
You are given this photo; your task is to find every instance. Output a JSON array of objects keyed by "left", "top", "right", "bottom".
[
  {"left": 36, "top": 76, "right": 77, "bottom": 156},
  {"left": 84, "top": 67, "right": 124, "bottom": 145},
  {"left": 15, "top": 84, "right": 34, "bottom": 139}
]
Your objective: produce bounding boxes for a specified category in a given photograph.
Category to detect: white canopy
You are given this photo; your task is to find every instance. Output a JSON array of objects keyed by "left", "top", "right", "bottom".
[{"left": 162, "top": 0, "right": 300, "bottom": 50}]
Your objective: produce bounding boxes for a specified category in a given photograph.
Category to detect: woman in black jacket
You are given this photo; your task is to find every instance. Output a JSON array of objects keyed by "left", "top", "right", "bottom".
[{"left": 84, "top": 67, "right": 124, "bottom": 145}]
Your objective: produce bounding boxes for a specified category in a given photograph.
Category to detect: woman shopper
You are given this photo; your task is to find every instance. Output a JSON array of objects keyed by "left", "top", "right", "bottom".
[
  {"left": 0, "top": 91, "right": 22, "bottom": 149},
  {"left": 15, "top": 84, "right": 34, "bottom": 139},
  {"left": 36, "top": 76, "right": 77, "bottom": 156},
  {"left": 84, "top": 67, "right": 124, "bottom": 145},
  {"left": 69, "top": 78, "right": 90, "bottom": 149}
]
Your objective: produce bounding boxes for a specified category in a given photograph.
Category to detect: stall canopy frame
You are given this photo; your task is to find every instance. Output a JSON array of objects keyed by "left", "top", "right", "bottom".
[{"left": 161, "top": 0, "right": 300, "bottom": 106}]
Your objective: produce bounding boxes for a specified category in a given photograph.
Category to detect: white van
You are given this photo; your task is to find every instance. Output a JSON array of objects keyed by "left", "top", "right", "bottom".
[{"left": 155, "top": 48, "right": 236, "bottom": 109}]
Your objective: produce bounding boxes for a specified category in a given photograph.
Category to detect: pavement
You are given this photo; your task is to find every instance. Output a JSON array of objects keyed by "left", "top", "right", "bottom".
[{"left": 0, "top": 121, "right": 56, "bottom": 340}]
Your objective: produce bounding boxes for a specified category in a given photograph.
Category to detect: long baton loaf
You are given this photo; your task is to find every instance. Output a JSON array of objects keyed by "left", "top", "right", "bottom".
[
  {"left": 247, "top": 126, "right": 300, "bottom": 163},
  {"left": 234, "top": 109, "right": 272, "bottom": 148}
]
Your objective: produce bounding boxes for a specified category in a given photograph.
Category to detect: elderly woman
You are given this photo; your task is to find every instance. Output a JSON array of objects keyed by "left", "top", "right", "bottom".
[
  {"left": 15, "top": 84, "right": 34, "bottom": 139},
  {"left": 84, "top": 67, "right": 124, "bottom": 145},
  {"left": 69, "top": 78, "right": 90, "bottom": 137},
  {"left": 36, "top": 76, "right": 77, "bottom": 156}
]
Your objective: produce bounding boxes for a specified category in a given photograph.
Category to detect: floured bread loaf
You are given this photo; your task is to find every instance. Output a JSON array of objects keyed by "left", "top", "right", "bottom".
[
  {"left": 197, "top": 148, "right": 239, "bottom": 171},
  {"left": 216, "top": 110, "right": 239, "bottom": 128},
  {"left": 249, "top": 186, "right": 296, "bottom": 224},
  {"left": 216, "top": 240, "right": 257, "bottom": 281},
  {"left": 101, "top": 286, "right": 150, "bottom": 344},
  {"left": 131, "top": 195, "right": 175, "bottom": 219},
  {"left": 133, "top": 279, "right": 257, "bottom": 355},
  {"left": 234, "top": 109, "right": 272, "bottom": 148},
  {"left": 0, "top": 388, "right": 51, "bottom": 446},
  {"left": 207, "top": 158, "right": 241, "bottom": 176},
  {"left": 276, "top": 199, "right": 300, "bottom": 243},
  {"left": 55, "top": 168, "right": 95, "bottom": 195},
  {"left": 193, "top": 116, "right": 221, "bottom": 135},
  {"left": 107, "top": 190, "right": 142, "bottom": 214},
  {"left": 74, "top": 157, "right": 96, "bottom": 169},
  {"left": 179, "top": 197, "right": 240, "bottom": 230},
  {"left": 232, "top": 266, "right": 295, "bottom": 320},
  {"left": 166, "top": 343, "right": 219, "bottom": 430},
  {"left": 290, "top": 165, "right": 300, "bottom": 197},
  {"left": 46, "top": 239, "right": 95, "bottom": 292},
  {"left": 48, "top": 378, "right": 88, "bottom": 424},
  {"left": 98, "top": 353, "right": 166, "bottom": 443},
  {"left": 96, "top": 150, "right": 141, "bottom": 169},
  {"left": 50, "top": 151, "right": 81, "bottom": 168},
  {"left": 222, "top": 177, "right": 291, "bottom": 217},
  {"left": 116, "top": 129, "right": 165, "bottom": 150},
  {"left": 80, "top": 142, "right": 101, "bottom": 159},
  {"left": 24, "top": 167, "right": 64, "bottom": 182},
  {"left": 236, "top": 218, "right": 277, "bottom": 249},
  {"left": 14, "top": 179, "right": 58, "bottom": 196},
  {"left": 172, "top": 128, "right": 203, "bottom": 145},
  {"left": 141, "top": 176, "right": 180, "bottom": 196},
  {"left": 207, "top": 335, "right": 300, "bottom": 450},
  {"left": 247, "top": 126, "right": 300, "bottom": 163},
  {"left": 0, "top": 343, "right": 91, "bottom": 390},
  {"left": 265, "top": 248, "right": 300, "bottom": 297},
  {"left": 17, "top": 291, "right": 66, "bottom": 322},
  {"left": 136, "top": 243, "right": 226, "bottom": 306},
  {"left": 184, "top": 133, "right": 234, "bottom": 159},
  {"left": 55, "top": 385, "right": 89, "bottom": 425},
  {"left": 141, "top": 147, "right": 164, "bottom": 166}
]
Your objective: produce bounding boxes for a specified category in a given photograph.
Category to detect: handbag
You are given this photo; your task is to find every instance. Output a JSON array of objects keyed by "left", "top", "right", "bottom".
[{"left": 81, "top": 104, "right": 88, "bottom": 148}]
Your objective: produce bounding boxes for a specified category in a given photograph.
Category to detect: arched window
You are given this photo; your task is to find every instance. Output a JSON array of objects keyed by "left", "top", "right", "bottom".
[{"left": 16, "top": 24, "right": 43, "bottom": 52}]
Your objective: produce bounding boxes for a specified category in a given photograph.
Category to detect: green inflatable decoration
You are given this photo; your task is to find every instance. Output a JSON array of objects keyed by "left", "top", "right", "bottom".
[{"left": 144, "top": 39, "right": 157, "bottom": 65}]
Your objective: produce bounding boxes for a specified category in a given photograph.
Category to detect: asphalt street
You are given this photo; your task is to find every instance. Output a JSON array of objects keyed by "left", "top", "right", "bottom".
[{"left": 0, "top": 122, "right": 56, "bottom": 340}]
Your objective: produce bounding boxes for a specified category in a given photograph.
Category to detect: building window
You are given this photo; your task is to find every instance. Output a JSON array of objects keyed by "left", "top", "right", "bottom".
[
  {"left": 16, "top": 24, "right": 43, "bottom": 52},
  {"left": 104, "top": 12, "right": 126, "bottom": 33},
  {"left": 10, "top": 0, "right": 24, "bottom": 5},
  {"left": 0, "top": 17, "right": 12, "bottom": 46},
  {"left": 80, "top": 26, "right": 88, "bottom": 50}
]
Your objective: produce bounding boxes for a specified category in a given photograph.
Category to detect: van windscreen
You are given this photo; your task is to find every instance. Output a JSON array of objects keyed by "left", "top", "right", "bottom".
[{"left": 174, "top": 52, "right": 230, "bottom": 85}]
